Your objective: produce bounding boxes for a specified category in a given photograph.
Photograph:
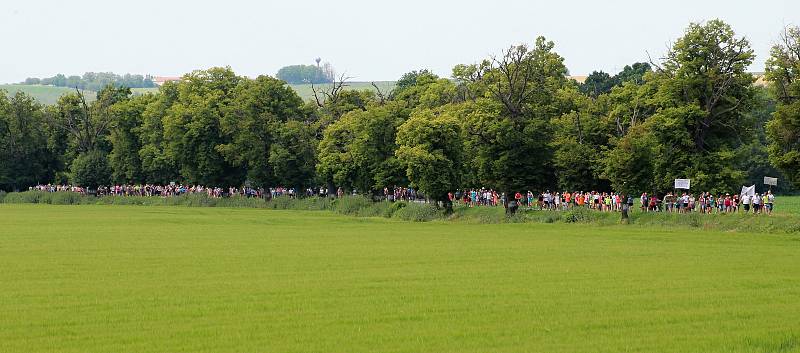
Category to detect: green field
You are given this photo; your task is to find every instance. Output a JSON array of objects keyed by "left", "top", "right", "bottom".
[
  {"left": 1, "top": 82, "right": 395, "bottom": 105},
  {"left": 0, "top": 84, "right": 97, "bottom": 104},
  {"left": 1, "top": 204, "right": 798, "bottom": 352},
  {"left": 289, "top": 81, "right": 396, "bottom": 101}
]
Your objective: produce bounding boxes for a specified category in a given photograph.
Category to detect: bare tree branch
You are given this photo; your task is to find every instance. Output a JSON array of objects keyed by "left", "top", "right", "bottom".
[{"left": 371, "top": 82, "right": 387, "bottom": 105}]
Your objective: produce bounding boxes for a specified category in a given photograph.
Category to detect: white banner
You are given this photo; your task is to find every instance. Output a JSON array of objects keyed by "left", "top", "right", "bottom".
[
  {"left": 764, "top": 177, "right": 778, "bottom": 186},
  {"left": 741, "top": 185, "right": 755, "bottom": 197},
  {"left": 674, "top": 179, "right": 691, "bottom": 190}
]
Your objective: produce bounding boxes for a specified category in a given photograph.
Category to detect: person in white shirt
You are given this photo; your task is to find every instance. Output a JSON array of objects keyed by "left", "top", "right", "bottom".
[
  {"left": 742, "top": 193, "right": 751, "bottom": 213},
  {"left": 752, "top": 193, "right": 761, "bottom": 214}
]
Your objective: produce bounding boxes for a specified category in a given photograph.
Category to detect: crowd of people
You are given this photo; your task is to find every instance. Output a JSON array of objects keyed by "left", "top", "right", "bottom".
[
  {"left": 28, "top": 184, "right": 778, "bottom": 215},
  {"left": 451, "top": 190, "right": 634, "bottom": 211},
  {"left": 384, "top": 187, "right": 421, "bottom": 202},
  {"left": 32, "top": 184, "right": 391, "bottom": 200},
  {"left": 34, "top": 184, "right": 274, "bottom": 198},
  {"left": 450, "top": 189, "right": 777, "bottom": 215},
  {"left": 649, "top": 192, "right": 776, "bottom": 215},
  {"left": 31, "top": 184, "right": 86, "bottom": 194}
]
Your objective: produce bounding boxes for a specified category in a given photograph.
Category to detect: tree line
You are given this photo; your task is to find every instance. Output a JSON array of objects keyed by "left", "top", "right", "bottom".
[
  {"left": 2, "top": 20, "right": 800, "bottom": 212},
  {"left": 276, "top": 63, "right": 335, "bottom": 84},
  {"left": 22, "top": 72, "right": 156, "bottom": 91}
]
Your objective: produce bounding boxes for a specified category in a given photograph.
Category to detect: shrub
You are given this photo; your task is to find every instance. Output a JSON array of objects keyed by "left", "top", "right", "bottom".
[
  {"left": 48, "top": 191, "right": 85, "bottom": 205},
  {"left": 390, "top": 201, "right": 408, "bottom": 213},
  {"left": 1, "top": 191, "right": 89, "bottom": 205},
  {"left": 297, "top": 197, "right": 334, "bottom": 211},
  {"left": 561, "top": 208, "right": 597, "bottom": 223},
  {"left": 449, "top": 206, "right": 504, "bottom": 224},
  {"left": 3, "top": 191, "right": 46, "bottom": 203},
  {"left": 333, "top": 196, "right": 374, "bottom": 216},
  {"left": 217, "top": 196, "right": 269, "bottom": 208},
  {"left": 393, "top": 202, "right": 442, "bottom": 222},
  {"left": 357, "top": 201, "right": 394, "bottom": 218},
  {"left": 266, "top": 196, "right": 298, "bottom": 210}
]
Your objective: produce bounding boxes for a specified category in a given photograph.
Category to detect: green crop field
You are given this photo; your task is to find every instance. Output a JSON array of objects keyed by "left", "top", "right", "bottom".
[
  {"left": 288, "top": 81, "right": 396, "bottom": 101},
  {"left": 1, "top": 204, "right": 799, "bottom": 352},
  {"left": 0, "top": 84, "right": 97, "bottom": 105}
]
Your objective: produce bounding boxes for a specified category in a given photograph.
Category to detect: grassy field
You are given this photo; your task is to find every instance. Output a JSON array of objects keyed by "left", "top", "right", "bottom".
[
  {"left": 1, "top": 204, "right": 798, "bottom": 352},
  {"left": 289, "top": 81, "right": 396, "bottom": 101},
  {"left": 775, "top": 194, "right": 800, "bottom": 213},
  {"left": 0, "top": 84, "right": 96, "bottom": 104},
  {"left": 2, "top": 82, "right": 395, "bottom": 105}
]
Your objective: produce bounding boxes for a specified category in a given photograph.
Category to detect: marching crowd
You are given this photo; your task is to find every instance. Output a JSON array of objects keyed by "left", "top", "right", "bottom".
[
  {"left": 451, "top": 189, "right": 635, "bottom": 211},
  {"left": 29, "top": 184, "right": 777, "bottom": 215},
  {"left": 650, "top": 192, "right": 776, "bottom": 215},
  {"left": 451, "top": 189, "right": 777, "bottom": 215},
  {"left": 33, "top": 184, "right": 275, "bottom": 198}
]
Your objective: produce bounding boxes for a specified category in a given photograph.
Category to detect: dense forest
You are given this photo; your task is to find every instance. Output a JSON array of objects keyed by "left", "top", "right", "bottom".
[{"left": 2, "top": 20, "right": 800, "bottom": 210}]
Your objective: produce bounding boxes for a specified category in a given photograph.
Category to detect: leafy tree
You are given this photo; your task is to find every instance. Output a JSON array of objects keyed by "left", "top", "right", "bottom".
[
  {"left": 138, "top": 83, "right": 180, "bottom": 184},
  {"left": 605, "top": 78, "right": 658, "bottom": 138},
  {"left": 579, "top": 63, "right": 651, "bottom": 98},
  {"left": 32, "top": 72, "right": 155, "bottom": 90},
  {"left": 580, "top": 71, "right": 615, "bottom": 98},
  {"left": 654, "top": 20, "right": 754, "bottom": 192},
  {"left": 312, "top": 86, "right": 378, "bottom": 124},
  {"left": 162, "top": 67, "right": 244, "bottom": 186},
  {"left": 393, "top": 69, "right": 435, "bottom": 95},
  {"left": 37, "top": 103, "right": 70, "bottom": 184},
  {"left": 66, "top": 76, "right": 82, "bottom": 89},
  {"left": 396, "top": 108, "right": 463, "bottom": 212},
  {"left": 276, "top": 64, "right": 333, "bottom": 84},
  {"left": 602, "top": 125, "right": 657, "bottom": 195},
  {"left": 551, "top": 88, "right": 613, "bottom": 191},
  {"left": 269, "top": 120, "right": 317, "bottom": 190},
  {"left": 766, "top": 26, "right": 800, "bottom": 187},
  {"left": 736, "top": 87, "right": 794, "bottom": 193},
  {"left": 660, "top": 20, "right": 754, "bottom": 153},
  {"left": 603, "top": 20, "right": 755, "bottom": 194},
  {"left": 51, "top": 86, "right": 129, "bottom": 156},
  {"left": 109, "top": 94, "right": 155, "bottom": 184},
  {"left": 614, "top": 62, "right": 651, "bottom": 85},
  {"left": 218, "top": 75, "right": 305, "bottom": 187},
  {"left": 70, "top": 150, "right": 111, "bottom": 190},
  {"left": 317, "top": 103, "right": 407, "bottom": 194},
  {"left": 454, "top": 37, "right": 569, "bottom": 195},
  {"left": 41, "top": 74, "right": 66, "bottom": 87},
  {"left": 390, "top": 70, "right": 459, "bottom": 110},
  {"left": 0, "top": 92, "right": 53, "bottom": 191}
]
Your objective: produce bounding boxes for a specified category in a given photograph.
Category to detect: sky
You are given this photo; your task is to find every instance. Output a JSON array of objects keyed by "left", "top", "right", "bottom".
[{"left": 1, "top": 0, "right": 798, "bottom": 83}]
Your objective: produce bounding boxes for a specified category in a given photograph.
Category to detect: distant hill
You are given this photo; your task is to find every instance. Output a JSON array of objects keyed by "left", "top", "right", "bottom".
[{"left": 1, "top": 82, "right": 396, "bottom": 105}]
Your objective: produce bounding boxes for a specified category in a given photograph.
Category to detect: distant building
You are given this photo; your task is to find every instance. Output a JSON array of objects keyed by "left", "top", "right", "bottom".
[
  {"left": 752, "top": 72, "right": 768, "bottom": 87},
  {"left": 568, "top": 75, "right": 588, "bottom": 84},
  {"left": 153, "top": 76, "right": 182, "bottom": 86}
]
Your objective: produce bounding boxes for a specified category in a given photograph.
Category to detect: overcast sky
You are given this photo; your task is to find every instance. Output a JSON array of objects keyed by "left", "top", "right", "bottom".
[{"left": 1, "top": 0, "right": 797, "bottom": 83}]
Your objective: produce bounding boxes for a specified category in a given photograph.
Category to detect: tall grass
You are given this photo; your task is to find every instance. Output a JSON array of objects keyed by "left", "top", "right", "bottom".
[{"left": 4, "top": 191, "right": 800, "bottom": 233}]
